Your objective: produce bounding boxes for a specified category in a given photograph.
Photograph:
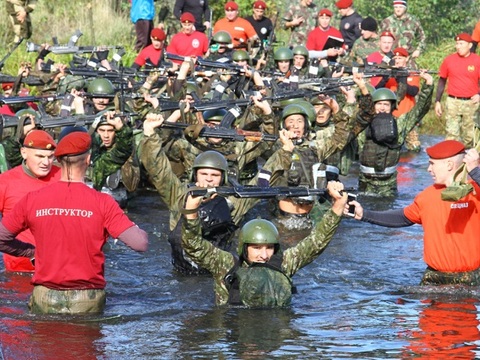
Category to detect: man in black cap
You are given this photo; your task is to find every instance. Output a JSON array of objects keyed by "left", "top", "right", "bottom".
[{"left": 345, "top": 16, "right": 378, "bottom": 64}]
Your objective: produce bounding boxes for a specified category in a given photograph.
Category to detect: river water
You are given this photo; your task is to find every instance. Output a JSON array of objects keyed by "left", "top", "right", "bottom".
[{"left": 2, "top": 135, "right": 480, "bottom": 359}]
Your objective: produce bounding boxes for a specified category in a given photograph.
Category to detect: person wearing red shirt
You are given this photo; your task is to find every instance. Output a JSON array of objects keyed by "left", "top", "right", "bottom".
[
  {"left": 167, "top": 12, "right": 209, "bottom": 64},
  {"left": 132, "top": 28, "right": 166, "bottom": 69},
  {"left": 366, "top": 30, "right": 396, "bottom": 87},
  {"left": 435, "top": 33, "right": 480, "bottom": 148},
  {"left": 0, "top": 132, "right": 148, "bottom": 314},
  {"left": 213, "top": 1, "right": 258, "bottom": 48},
  {"left": 0, "top": 130, "right": 61, "bottom": 272},
  {"left": 348, "top": 139, "right": 480, "bottom": 286},
  {"left": 306, "top": 8, "right": 345, "bottom": 60}
]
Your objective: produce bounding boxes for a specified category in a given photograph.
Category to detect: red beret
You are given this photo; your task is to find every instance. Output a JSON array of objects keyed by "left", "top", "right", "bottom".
[
  {"left": 253, "top": 0, "right": 267, "bottom": 9},
  {"left": 150, "top": 28, "right": 166, "bottom": 41},
  {"left": 55, "top": 132, "right": 91, "bottom": 158},
  {"left": 23, "top": 130, "right": 56, "bottom": 150},
  {"left": 318, "top": 8, "right": 333, "bottom": 17},
  {"left": 335, "top": 0, "right": 353, "bottom": 9},
  {"left": 392, "top": 47, "right": 408, "bottom": 57},
  {"left": 225, "top": 1, "right": 238, "bottom": 10},
  {"left": 455, "top": 33, "right": 473, "bottom": 43},
  {"left": 1, "top": 82, "right": 13, "bottom": 91},
  {"left": 180, "top": 12, "right": 196, "bottom": 23},
  {"left": 426, "top": 140, "right": 465, "bottom": 160},
  {"left": 380, "top": 31, "right": 395, "bottom": 40}
]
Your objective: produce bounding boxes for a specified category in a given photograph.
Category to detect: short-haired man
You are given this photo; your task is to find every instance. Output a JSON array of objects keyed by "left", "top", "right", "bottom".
[
  {"left": 0, "top": 130, "right": 61, "bottom": 272},
  {"left": 245, "top": 1, "right": 273, "bottom": 43},
  {"left": 0, "top": 131, "right": 148, "bottom": 314},
  {"left": 434, "top": 33, "right": 480, "bottom": 148},
  {"left": 167, "top": 12, "right": 210, "bottom": 62},
  {"left": 366, "top": 30, "right": 396, "bottom": 87},
  {"left": 213, "top": 1, "right": 258, "bottom": 48}
]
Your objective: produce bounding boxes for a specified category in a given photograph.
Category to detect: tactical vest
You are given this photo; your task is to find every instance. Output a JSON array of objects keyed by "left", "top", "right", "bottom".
[
  {"left": 360, "top": 138, "right": 401, "bottom": 173},
  {"left": 287, "top": 146, "right": 319, "bottom": 188},
  {"left": 168, "top": 196, "right": 238, "bottom": 275},
  {"left": 224, "top": 253, "right": 295, "bottom": 307}
]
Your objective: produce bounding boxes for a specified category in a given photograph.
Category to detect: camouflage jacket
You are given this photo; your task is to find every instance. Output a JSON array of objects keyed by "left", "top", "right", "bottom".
[
  {"left": 345, "top": 36, "right": 379, "bottom": 65},
  {"left": 89, "top": 125, "right": 134, "bottom": 190},
  {"left": 380, "top": 13, "right": 426, "bottom": 55},
  {"left": 282, "top": 3, "right": 318, "bottom": 46},
  {"left": 6, "top": 0, "right": 36, "bottom": 15},
  {"left": 1, "top": 136, "right": 23, "bottom": 170},
  {"left": 181, "top": 208, "right": 342, "bottom": 306},
  {"left": 139, "top": 132, "right": 292, "bottom": 231}
]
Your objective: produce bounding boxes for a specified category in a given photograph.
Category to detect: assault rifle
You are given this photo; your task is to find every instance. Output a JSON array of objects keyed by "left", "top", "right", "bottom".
[
  {"left": 187, "top": 183, "right": 356, "bottom": 199},
  {"left": 0, "top": 38, "right": 24, "bottom": 71},
  {"left": 328, "top": 61, "right": 438, "bottom": 77},
  {"left": 0, "top": 93, "right": 64, "bottom": 106},
  {"left": 0, "top": 73, "right": 45, "bottom": 87},
  {"left": 165, "top": 53, "right": 245, "bottom": 73},
  {"left": 160, "top": 121, "right": 278, "bottom": 142},
  {"left": 1, "top": 112, "right": 135, "bottom": 131}
]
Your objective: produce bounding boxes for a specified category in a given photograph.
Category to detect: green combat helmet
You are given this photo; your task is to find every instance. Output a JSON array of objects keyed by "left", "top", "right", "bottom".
[
  {"left": 57, "top": 75, "right": 85, "bottom": 95},
  {"left": 237, "top": 219, "right": 280, "bottom": 257},
  {"left": 372, "top": 88, "right": 397, "bottom": 109},
  {"left": 281, "top": 102, "right": 311, "bottom": 131},
  {"left": 191, "top": 150, "right": 229, "bottom": 184},
  {"left": 273, "top": 47, "right": 294, "bottom": 62},
  {"left": 87, "top": 78, "right": 115, "bottom": 98},
  {"left": 203, "top": 108, "right": 227, "bottom": 122},
  {"left": 211, "top": 31, "right": 232, "bottom": 53},
  {"left": 232, "top": 50, "right": 250, "bottom": 62},
  {"left": 292, "top": 45, "right": 309, "bottom": 60}
]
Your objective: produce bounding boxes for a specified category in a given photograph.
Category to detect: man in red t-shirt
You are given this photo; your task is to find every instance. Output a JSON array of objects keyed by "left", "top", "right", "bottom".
[
  {"left": 435, "top": 33, "right": 480, "bottom": 148},
  {"left": 0, "top": 130, "right": 61, "bottom": 272},
  {"left": 132, "top": 28, "right": 166, "bottom": 69},
  {"left": 306, "top": 8, "right": 345, "bottom": 60},
  {"left": 0, "top": 132, "right": 148, "bottom": 314},
  {"left": 348, "top": 139, "right": 480, "bottom": 286},
  {"left": 213, "top": 1, "right": 258, "bottom": 48},
  {"left": 366, "top": 31, "right": 396, "bottom": 87},
  {"left": 167, "top": 12, "right": 209, "bottom": 64}
]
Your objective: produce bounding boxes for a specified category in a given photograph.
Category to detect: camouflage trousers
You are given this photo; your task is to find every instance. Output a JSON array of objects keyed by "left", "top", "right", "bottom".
[
  {"left": 358, "top": 172, "right": 398, "bottom": 197},
  {"left": 8, "top": 14, "right": 32, "bottom": 43},
  {"left": 29, "top": 285, "right": 106, "bottom": 314},
  {"left": 444, "top": 97, "right": 479, "bottom": 148},
  {"left": 420, "top": 267, "right": 480, "bottom": 286},
  {"left": 404, "top": 126, "right": 421, "bottom": 152}
]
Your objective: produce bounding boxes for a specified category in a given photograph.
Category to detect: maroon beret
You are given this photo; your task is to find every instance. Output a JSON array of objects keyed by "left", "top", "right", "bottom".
[
  {"left": 23, "top": 130, "right": 56, "bottom": 150},
  {"left": 253, "top": 0, "right": 267, "bottom": 9},
  {"left": 318, "top": 8, "right": 333, "bottom": 17},
  {"left": 426, "top": 140, "right": 465, "bottom": 160},
  {"left": 150, "top": 28, "right": 166, "bottom": 41},
  {"left": 1, "top": 82, "right": 14, "bottom": 91},
  {"left": 55, "top": 132, "right": 91, "bottom": 158},
  {"left": 225, "top": 1, "right": 238, "bottom": 10},
  {"left": 380, "top": 31, "right": 396, "bottom": 40},
  {"left": 180, "top": 12, "right": 196, "bottom": 23},
  {"left": 335, "top": 0, "right": 353, "bottom": 9},
  {"left": 392, "top": 47, "right": 408, "bottom": 57},
  {"left": 455, "top": 33, "right": 473, "bottom": 43}
]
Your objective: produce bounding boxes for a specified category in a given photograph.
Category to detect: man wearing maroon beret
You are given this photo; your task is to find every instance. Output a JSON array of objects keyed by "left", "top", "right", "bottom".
[
  {"left": 0, "top": 131, "right": 148, "bottom": 314},
  {"left": 132, "top": 27, "right": 167, "bottom": 70},
  {"left": 245, "top": 0, "right": 274, "bottom": 44},
  {"left": 306, "top": 8, "right": 345, "bottom": 59},
  {"left": 435, "top": 33, "right": 480, "bottom": 148},
  {"left": 349, "top": 139, "right": 480, "bottom": 286},
  {"left": 167, "top": 12, "right": 209, "bottom": 62},
  {"left": 335, "top": 0, "right": 363, "bottom": 51},
  {"left": 0, "top": 130, "right": 61, "bottom": 272},
  {"left": 213, "top": 1, "right": 259, "bottom": 48}
]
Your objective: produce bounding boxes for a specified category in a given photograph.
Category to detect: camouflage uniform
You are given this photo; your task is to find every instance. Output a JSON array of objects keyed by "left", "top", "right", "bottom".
[
  {"left": 420, "top": 267, "right": 480, "bottom": 286},
  {"left": 181, "top": 208, "right": 342, "bottom": 306},
  {"left": 89, "top": 125, "right": 134, "bottom": 190},
  {"left": 282, "top": 2, "right": 318, "bottom": 46},
  {"left": 1, "top": 136, "right": 23, "bottom": 170},
  {"left": 358, "top": 81, "right": 433, "bottom": 196},
  {"left": 6, "top": 0, "right": 36, "bottom": 43},
  {"left": 380, "top": 13, "right": 426, "bottom": 58},
  {"left": 345, "top": 36, "right": 379, "bottom": 65}
]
